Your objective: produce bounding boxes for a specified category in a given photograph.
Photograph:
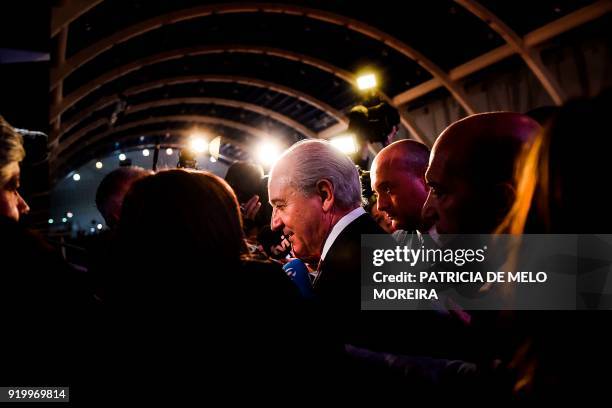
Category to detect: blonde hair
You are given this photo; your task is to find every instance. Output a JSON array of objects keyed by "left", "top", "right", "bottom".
[
  {"left": 495, "top": 127, "right": 550, "bottom": 235},
  {"left": 0, "top": 115, "right": 25, "bottom": 188}
]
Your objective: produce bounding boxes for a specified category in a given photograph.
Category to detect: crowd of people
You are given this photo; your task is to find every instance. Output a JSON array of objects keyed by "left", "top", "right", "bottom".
[{"left": 0, "top": 89, "right": 610, "bottom": 403}]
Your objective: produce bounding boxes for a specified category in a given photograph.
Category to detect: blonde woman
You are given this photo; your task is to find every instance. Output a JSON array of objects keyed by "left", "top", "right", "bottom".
[{"left": 0, "top": 115, "right": 29, "bottom": 221}]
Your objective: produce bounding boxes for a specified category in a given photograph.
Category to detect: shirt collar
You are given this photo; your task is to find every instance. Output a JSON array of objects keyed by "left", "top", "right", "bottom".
[{"left": 320, "top": 206, "right": 366, "bottom": 261}]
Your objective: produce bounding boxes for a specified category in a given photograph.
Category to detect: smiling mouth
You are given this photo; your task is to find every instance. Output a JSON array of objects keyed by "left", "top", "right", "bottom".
[{"left": 281, "top": 231, "right": 294, "bottom": 243}]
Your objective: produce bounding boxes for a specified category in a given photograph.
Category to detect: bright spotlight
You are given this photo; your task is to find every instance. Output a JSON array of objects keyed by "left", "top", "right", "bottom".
[
  {"left": 142, "top": 149, "right": 150, "bottom": 157},
  {"left": 190, "top": 137, "right": 208, "bottom": 154},
  {"left": 48, "top": 218, "right": 54, "bottom": 224},
  {"left": 330, "top": 134, "right": 358, "bottom": 155},
  {"left": 66, "top": 212, "right": 73, "bottom": 218},
  {"left": 97, "top": 223, "right": 103, "bottom": 230},
  {"left": 95, "top": 161, "right": 103, "bottom": 169},
  {"left": 119, "top": 153, "right": 127, "bottom": 161},
  {"left": 166, "top": 148, "right": 173, "bottom": 155},
  {"left": 62, "top": 217, "right": 67, "bottom": 223},
  {"left": 72, "top": 173, "right": 81, "bottom": 181},
  {"left": 357, "top": 73, "right": 377, "bottom": 91},
  {"left": 256, "top": 141, "right": 281, "bottom": 166},
  {"left": 209, "top": 136, "right": 221, "bottom": 160}
]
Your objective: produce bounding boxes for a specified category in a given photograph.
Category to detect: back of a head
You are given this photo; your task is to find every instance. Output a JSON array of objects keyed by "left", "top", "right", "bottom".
[
  {"left": 545, "top": 90, "right": 611, "bottom": 233},
  {"left": 224, "top": 161, "right": 264, "bottom": 203},
  {"left": 95, "top": 166, "right": 150, "bottom": 229},
  {"left": 502, "top": 90, "right": 611, "bottom": 234},
  {"left": 271, "top": 139, "right": 363, "bottom": 211},
  {"left": 118, "top": 169, "right": 245, "bottom": 273}
]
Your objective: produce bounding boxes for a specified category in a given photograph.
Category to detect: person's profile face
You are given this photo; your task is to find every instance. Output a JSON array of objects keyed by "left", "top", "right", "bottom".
[
  {"left": 268, "top": 173, "right": 327, "bottom": 262},
  {"left": 371, "top": 159, "right": 428, "bottom": 231},
  {"left": 0, "top": 162, "right": 29, "bottom": 221},
  {"left": 422, "top": 150, "right": 476, "bottom": 235},
  {"left": 370, "top": 204, "right": 395, "bottom": 234}
]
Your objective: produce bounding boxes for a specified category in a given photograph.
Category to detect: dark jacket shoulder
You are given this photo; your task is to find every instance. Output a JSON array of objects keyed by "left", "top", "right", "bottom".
[{"left": 314, "top": 213, "right": 388, "bottom": 308}]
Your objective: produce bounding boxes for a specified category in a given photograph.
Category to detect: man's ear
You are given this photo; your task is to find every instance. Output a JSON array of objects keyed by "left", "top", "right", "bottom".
[{"left": 316, "top": 179, "right": 335, "bottom": 212}]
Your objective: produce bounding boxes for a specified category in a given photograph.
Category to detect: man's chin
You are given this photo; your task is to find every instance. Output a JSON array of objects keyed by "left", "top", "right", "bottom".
[{"left": 292, "top": 246, "right": 318, "bottom": 263}]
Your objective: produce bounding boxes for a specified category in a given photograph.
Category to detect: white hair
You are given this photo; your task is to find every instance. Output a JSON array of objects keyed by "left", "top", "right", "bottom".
[{"left": 272, "top": 139, "right": 363, "bottom": 210}]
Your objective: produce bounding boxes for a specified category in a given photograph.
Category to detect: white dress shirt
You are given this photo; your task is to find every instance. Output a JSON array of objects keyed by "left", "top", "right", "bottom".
[{"left": 320, "top": 206, "right": 366, "bottom": 261}]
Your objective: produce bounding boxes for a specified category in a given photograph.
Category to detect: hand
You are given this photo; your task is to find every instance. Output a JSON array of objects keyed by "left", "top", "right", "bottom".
[{"left": 241, "top": 195, "right": 262, "bottom": 221}]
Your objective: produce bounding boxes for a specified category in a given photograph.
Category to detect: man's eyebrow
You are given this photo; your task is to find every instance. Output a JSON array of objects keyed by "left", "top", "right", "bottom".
[{"left": 270, "top": 199, "right": 286, "bottom": 205}]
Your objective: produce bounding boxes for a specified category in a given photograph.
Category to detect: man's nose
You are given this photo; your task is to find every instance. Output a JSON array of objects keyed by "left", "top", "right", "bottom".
[
  {"left": 270, "top": 208, "right": 283, "bottom": 231},
  {"left": 377, "top": 193, "right": 390, "bottom": 212},
  {"left": 17, "top": 192, "right": 29, "bottom": 215}
]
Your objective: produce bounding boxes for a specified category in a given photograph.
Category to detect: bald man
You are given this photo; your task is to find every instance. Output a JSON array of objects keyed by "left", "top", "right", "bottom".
[
  {"left": 370, "top": 140, "right": 430, "bottom": 233},
  {"left": 423, "top": 112, "right": 540, "bottom": 236}
]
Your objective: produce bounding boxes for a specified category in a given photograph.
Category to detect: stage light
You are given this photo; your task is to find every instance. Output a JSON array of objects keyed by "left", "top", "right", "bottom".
[
  {"left": 142, "top": 149, "right": 150, "bottom": 157},
  {"left": 66, "top": 212, "right": 73, "bottom": 218},
  {"left": 256, "top": 140, "right": 281, "bottom": 166},
  {"left": 330, "top": 134, "right": 358, "bottom": 155},
  {"left": 209, "top": 136, "right": 221, "bottom": 160},
  {"left": 62, "top": 218, "right": 67, "bottom": 223},
  {"left": 166, "top": 148, "right": 173, "bottom": 155},
  {"left": 190, "top": 137, "right": 208, "bottom": 154},
  {"left": 48, "top": 218, "right": 54, "bottom": 224},
  {"left": 90, "top": 227, "right": 95, "bottom": 233},
  {"left": 97, "top": 224, "right": 103, "bottom": 230},
  {"left": 95, "top": 161, "right": 103, "bottom": 169},
  {"left": 119, "top": 153, "right": 127, "bottom": 161},
  {"left": 72, "top": 173, "right": 81, "bottom": 181},
  {"left": 357, "top": 73, "right": 377, "bottom": 91}
]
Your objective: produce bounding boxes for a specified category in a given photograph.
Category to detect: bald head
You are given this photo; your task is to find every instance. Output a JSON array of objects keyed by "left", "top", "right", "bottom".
[
  {"left": 424, "top": 112, "right": 540, "bottom": 234},
  {"left": 373, "top": 140, "right": 430, "bottom": 176},
  {"left": 371, "top": 140, "right": 430, "bottom": 231},
  {"left": 432, "top": 112, "right": 539, "bottom": 188}
]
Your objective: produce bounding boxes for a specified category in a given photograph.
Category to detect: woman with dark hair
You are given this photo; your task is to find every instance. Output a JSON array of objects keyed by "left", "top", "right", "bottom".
[
  {"left": 108, "top": 169, "right": 316, "bottom": 401},
  {"left": 499, "top": 90, "right": 611, "bottom": 234},
  {"left": 119, "top": 169, "right": 247, "bottom": 268}
]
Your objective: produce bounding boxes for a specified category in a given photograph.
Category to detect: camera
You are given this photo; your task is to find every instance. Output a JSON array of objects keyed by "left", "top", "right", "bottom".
[{"left": 347, "top": 102, "right": 400, "bottom": 145}]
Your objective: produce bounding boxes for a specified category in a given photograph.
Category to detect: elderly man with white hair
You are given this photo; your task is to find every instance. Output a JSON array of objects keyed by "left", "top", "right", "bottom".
[{"left": 268, "top": 139, "right": 385, "bottom": 309}]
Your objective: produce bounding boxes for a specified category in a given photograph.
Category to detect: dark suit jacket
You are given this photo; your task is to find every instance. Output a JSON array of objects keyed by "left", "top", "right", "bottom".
[
  {"left": 313, "top": 212, "right": 385, "bottom": 311},
  {"left": 310, "top": 214, "right": 478, "bottom": 359}
]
